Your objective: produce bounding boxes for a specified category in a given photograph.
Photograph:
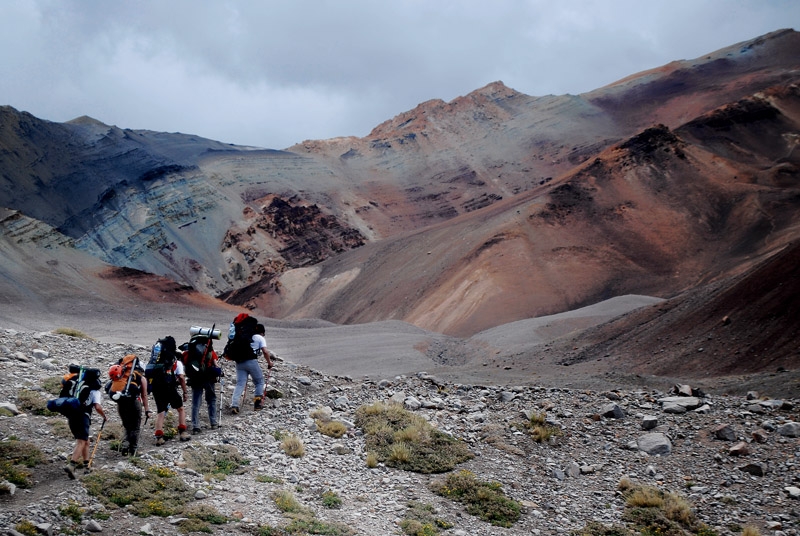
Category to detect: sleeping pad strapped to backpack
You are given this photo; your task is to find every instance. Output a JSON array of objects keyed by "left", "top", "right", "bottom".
[{"left": 182, "top": 334, "right": 221, "bottom": 386}]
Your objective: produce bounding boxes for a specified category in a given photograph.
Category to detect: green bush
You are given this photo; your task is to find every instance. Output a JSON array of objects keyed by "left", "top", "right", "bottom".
[
  {"left": 321, "top": 489, "right": 342, "bottom": 509},
  {"left": 83, "top": 466, "right": 193, "bottom": 517},
  {"left": 431, "top": 469, "right": 521, "bottom": 527},
  {"left": 182, "top": 444, "right": 249, "bottom": 479},
  {"left": 0, "top": 440, "right": 45, "bottom": 489},
  {"left": 355, "top": 402, "right": 473, "bottom": 473}
]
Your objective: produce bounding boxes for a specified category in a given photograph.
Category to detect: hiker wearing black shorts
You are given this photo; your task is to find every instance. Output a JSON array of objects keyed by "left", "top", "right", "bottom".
[
  {"left": 148, "top": 336, "right": 191, "bottom": 445},
  {"left": 65, "top": 382, "right": 107, "bottom": 478}
]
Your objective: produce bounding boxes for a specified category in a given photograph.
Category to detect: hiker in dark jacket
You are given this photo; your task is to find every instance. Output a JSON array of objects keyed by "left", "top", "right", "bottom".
[{"left": 107, "top": 354, "right": 151, "bottom": 455}]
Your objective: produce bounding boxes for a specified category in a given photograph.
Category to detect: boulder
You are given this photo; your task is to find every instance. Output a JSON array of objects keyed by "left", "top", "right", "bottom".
[{"left": 637, "top": 433, "right": 672, "bottom": 456}]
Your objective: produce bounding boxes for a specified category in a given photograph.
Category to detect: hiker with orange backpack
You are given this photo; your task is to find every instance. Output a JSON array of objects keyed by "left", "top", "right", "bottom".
[{"left": 106, "top": 354, "right": 151, "bottom": 455}]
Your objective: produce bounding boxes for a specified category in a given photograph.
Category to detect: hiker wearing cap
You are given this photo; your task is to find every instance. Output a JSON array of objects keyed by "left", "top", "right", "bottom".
[
  {"left": 106, "top": 354, "right": 151, "bottom": 455},
  {"left": 181, "top": 333, "right": 222, "bottom": 434}
]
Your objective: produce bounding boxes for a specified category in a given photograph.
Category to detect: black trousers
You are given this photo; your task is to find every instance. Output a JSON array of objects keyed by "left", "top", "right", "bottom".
[{"left": 116, "top": 397, "right": 142, "bottom": 451}]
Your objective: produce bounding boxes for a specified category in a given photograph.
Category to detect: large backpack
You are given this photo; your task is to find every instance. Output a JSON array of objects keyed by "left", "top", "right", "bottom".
[
  {"left": 105, "top": 354, "right": 143, "bottom": 401},
  {"left": 182, "top": 334, "right": 219, "bottom": 385},
  {"left": 222, "top": 314, "right": 259, "bottom": 363},
  {"left": 47, "top": 364, "right": 102, "bottom": 416},
  {"left": 145, "top": 336, "right": 179, "bottom": 385}
]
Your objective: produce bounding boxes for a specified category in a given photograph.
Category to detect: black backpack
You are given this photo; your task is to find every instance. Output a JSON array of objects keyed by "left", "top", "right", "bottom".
[
  {"left": 47, "top": 364, "right": 102, "bottom": 416},
  {"left": 182, "top": 334, "right": 216, "bottom": 385},
  {"left": 223, "top": 314, "right": 258, "bottom": 363},
  {"left": 145, "top": 336, "right": 178, "bottom": 385}
]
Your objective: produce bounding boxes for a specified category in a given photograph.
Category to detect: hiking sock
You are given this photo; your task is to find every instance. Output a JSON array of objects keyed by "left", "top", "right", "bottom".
[{"left": 64, "top": 460, "right": 79, "bottom": 479}]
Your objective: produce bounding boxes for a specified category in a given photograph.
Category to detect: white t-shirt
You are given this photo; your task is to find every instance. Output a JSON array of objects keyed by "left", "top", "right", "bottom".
[
  {"left": 173, "top": 360, "right": 185, "bottom": 376},
  {"left": 84, "top": 389, "right": 102, "bottom": 408},
  {"left": 250, "top": 334, "right": 267, "bottom": 355}
]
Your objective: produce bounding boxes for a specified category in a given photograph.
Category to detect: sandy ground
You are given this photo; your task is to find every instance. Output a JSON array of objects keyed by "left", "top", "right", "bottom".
[{"left": 0, "top": 287, "right": 662, "bottom": 389}]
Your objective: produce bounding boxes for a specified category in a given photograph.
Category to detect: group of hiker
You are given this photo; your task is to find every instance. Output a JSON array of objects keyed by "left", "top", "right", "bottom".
[{"left": 47, "top": 313, "right": 275, "bottom": 479}]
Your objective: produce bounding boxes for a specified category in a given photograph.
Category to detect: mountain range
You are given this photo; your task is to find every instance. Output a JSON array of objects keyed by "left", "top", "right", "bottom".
[{"left": 1, "top": 29, "right": 799, "bottom": 387}]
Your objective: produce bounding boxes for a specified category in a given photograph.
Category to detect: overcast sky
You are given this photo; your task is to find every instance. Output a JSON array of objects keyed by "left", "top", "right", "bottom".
[{"left": 2, "top": 1, "right": 798, "bottom": 149}]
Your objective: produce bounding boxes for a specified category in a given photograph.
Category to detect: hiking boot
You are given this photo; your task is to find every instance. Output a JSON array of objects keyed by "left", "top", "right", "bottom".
[
  {"left": 230, "top": 406, "right": 240, "bottom": 415},
  {"left": 179, "top": 429, "right": 192, "bottom": 442},
  {"left": 64, "top": 461, "right": 78, "bottom": 480},
  {"left": 155, "top": 435, "right": 166, "bottom": 446},
  {"left": 210, "top": 423, "right": 219, "bottom": 430},
  {"left": 192, "top": 427, "right": 202, "bottom": 435},
  {"left": 254, "top": 396, "right": 264, "bottom": 411},
  {"left": 83, "top": 463, "right": 92, "bottom": 475}
]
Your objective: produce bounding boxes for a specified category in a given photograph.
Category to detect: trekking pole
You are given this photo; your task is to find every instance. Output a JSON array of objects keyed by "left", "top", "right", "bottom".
[
  {"left": 87, "top": 419, "right": 106, "bottom": 469},
  {"left": 218, "top": 374, "right": 224, "bottom": 425}
]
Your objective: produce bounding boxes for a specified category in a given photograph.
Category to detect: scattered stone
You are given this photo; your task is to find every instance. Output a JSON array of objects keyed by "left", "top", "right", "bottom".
[
  {"left": 85, "top": 519, "right": 102, "bottom": 532},
  {"left": 729, "top": 442, "right": 750, "bottom": 456},
  {"left": 712, "top": 424, "right": 736, "bottom": 441},
  {"left": 738, "top": 462, "right": 768, "bottom": 477},
  {"left": 600, "top": 403, "right": 625, "bottom": 419},
  {"left": 0, "top": 402, "right": 20, "bottom": 415},
  {"left": 785, "top": 486, "right": 800, "bottom": 500},
  {"left": 776, "top": 422, "right": 800, "bottom": 437},
  {"left": 194, "top": 489, "right": 208, "bottom": 499},
  {"left": 642, "top": 415, "right": 658, "bottom": 430},
  {"left": 637, "top": 433, "right": 672, "bottom": 456}
]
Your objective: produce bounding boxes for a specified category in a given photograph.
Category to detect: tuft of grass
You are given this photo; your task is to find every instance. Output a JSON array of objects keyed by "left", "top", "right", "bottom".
[
  {"left": 59, "top": 500, "right": 84, "bottom": 523},
  {"left": 365, "top": 451, "right": 378, "bottom": 468},
  {"left": 284, "top": 516, "right": 352, "bottom": 535},
  {"left": 317, "top": 420, "right": 348, "bottom": 438},
  {"left": 321, "top": 489, "right": 342, "bottom": 509},
  {"left": 16, "top": 389, "right": 58, "bottom": 416},
  {"left": 0, "top": 439, "right": 45, "bottom": 489},
  {"left": 389, "top": 442, "right": 412, "bottom": 464},
  {"left": 355, "top": 402, "right": 473, "bottom": 474},
  {"left": 281, "top": 434, "right": 306, "bottom": 458},
  {"left": 53, "top": 327, "right": 92, "bottom": 339},
  {"left": 83, "top": 466, "right": 193, "bottom": 517},
  {"left": 742, "top": 526, "right": 761, "bottom": 536},
  {"left": 274, "top": 490, "right": 304, "bottom": 513},
  {"left": 610, "top": 481, "right": 705, "bottom": 536},
  {"left": 431, "top": 469, "right": 521, "bottom": 528},
  {"left": 182, "top": 444, "right": 249, "bottom": 479},
  {"left": 571, "top": 521, "right": 633, "bottom": 536},
  {"left": 400, "top": 501, "right": 453, "bottom": 536},
  {"left": 42, "top": 376, "right": 64, "bottom": 395},
  {"left": 15, "top": 520, "right": 39, "bottom": 536}
]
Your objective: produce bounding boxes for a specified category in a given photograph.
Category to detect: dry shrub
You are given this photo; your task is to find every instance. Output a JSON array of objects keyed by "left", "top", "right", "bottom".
[
  {"left": 626, "top": 486, "right": 664, "bottom": 509},
  {"left": 742, "top": 526, "right": 762, "bottom": 536},
  {"left": 317, "top": 420, "right": 347, "bottom": 438},
  {"left": 182, "top": 444, "right": 248, "bottom": 478},
  {"left": 281, "top": 434, "right": 305, "bottom": 458},
  {"left": 355, "top": 402, "right": 472, "bottom": 473}
]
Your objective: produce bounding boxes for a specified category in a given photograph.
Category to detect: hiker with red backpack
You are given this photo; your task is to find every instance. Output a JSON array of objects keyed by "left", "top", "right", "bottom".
[
  {"left": 106, "top": 354, "right": 151, "bottom": 455},
  {"left": 223, "top": 315, "right": 274, "bottom": 414},
  {"left": 145, "top": 336, "right": 191, "bottom": 445},
  {"left": 181, "top": 326, "right": 223, "bottom": 434}
]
